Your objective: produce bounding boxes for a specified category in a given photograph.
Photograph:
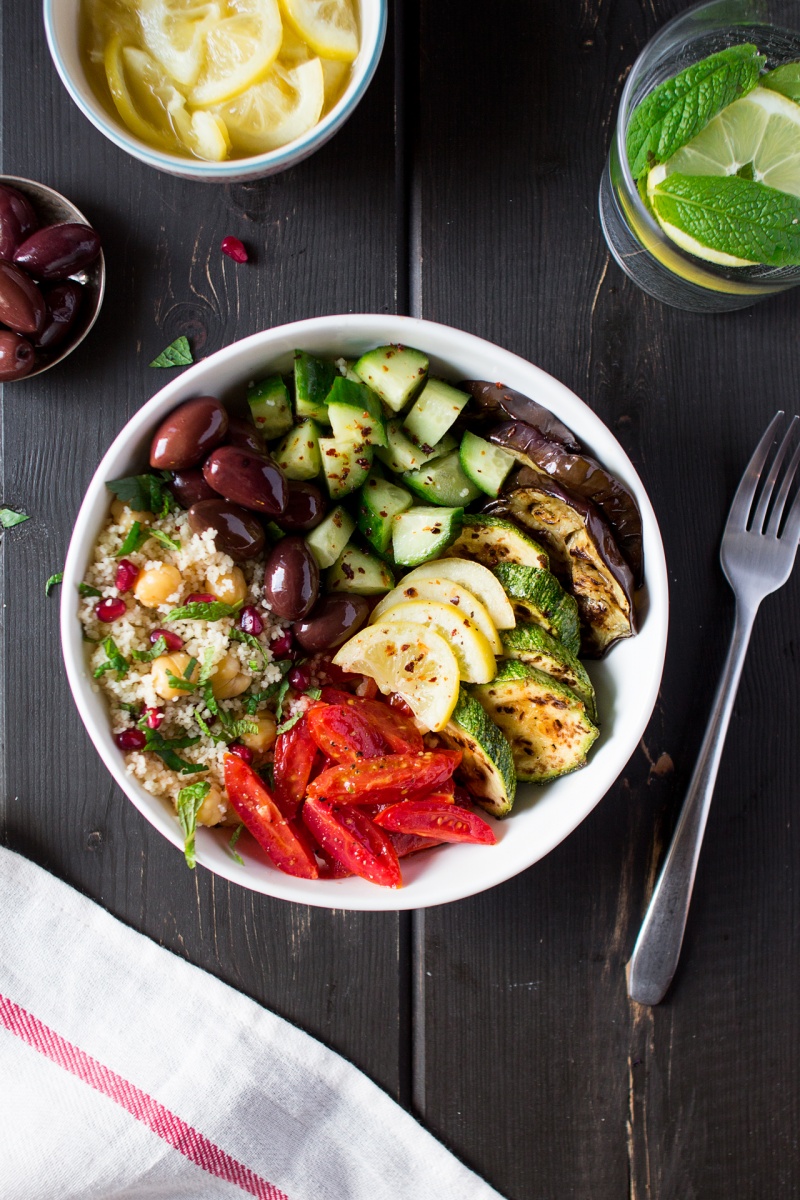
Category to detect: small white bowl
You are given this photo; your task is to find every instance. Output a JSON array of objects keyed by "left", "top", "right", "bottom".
[
  {"left": 43, "top": 0, "right": 387, "bottom": 182},
  {"left": 61, "top": 315, "right": 669, "bottom": 911}
]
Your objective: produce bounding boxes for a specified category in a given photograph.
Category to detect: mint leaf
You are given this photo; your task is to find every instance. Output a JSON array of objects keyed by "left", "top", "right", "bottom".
[
  {"left": 45, "top": 572, "right": 63, "bottom": 596},
  {"left": 627, "top": 45, "right": 764, "bottom": 179},
  {"left": 107, "top": 474, "right": 170, "bottom": 516},
  {"left": 139, "top": 726, "right": 207, "bottom": 774},
  {"left": 230, "top": 628, "right": 268, "bottom": 668},
  {"left": 0, "top": 508, "right": 28, "bottom": 528},
  {"left": 150, "top": 336, "right": 193, "bottom": 368},
  {"left": 117, "top": 521, "right": 151, "bottom": 557},
  {"left": 93, "top": 637, "right": 129, "bottom": 679},
  {"left": 651, "top": 173, "right": 800, "bottom": 266},
  {"left": 177, "top": 780, "right": 211, "bottom": 868},
  {"left": 165, "top": 600, "right": 243, "bottom": 622},
  {"left": 131, "top": 635, "right": 168, "bottom": 662},
  {"left": 761, "top": 61, "right": 800, "bottom": 102},
  {"left": 148, "top": 528, "right": 180, "bottom": 552},
  {"left": 79, "top": 582, "right": 102, "bottom": 598},
  {"left": 228, "top": 823, "right": 245, "bottom": 866}
]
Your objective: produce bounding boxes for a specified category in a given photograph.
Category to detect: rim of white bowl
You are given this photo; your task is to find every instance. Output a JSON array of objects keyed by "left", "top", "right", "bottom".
[
  {"left": 61, "top": 314, "right": 669, "bottom": 910},
  {"left": 43, "top": 0, "right": 387, "bottom": 179}
]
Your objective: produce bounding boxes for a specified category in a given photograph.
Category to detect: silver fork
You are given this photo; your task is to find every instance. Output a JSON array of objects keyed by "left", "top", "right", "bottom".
[{"left": 628, "top": 412, "right": 800, "bottom": 1005}]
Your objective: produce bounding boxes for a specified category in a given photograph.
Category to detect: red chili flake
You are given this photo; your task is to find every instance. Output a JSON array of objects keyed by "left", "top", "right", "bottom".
[{"left": 221, "top": 235, "right": 248, "bottom": 263}]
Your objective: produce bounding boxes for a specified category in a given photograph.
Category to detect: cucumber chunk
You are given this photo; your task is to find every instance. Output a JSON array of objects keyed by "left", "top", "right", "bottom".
[
  {"left": 471, "top": 660, "right": 598, "bottom": 784},
  {"left": 294, "top": 350, "right": 335, "bottom": 424},
  {"left": 305, "top": 505, "right": 355, "bottom": 569},
  {"left": 326, "top": 377, "right": 388, "bottom": 447},
  {"left": 273, "top": 419, "right": 322, "bottom": 481},
  {"left": 247, "top": 375, "right": 294, "bottom": 439},
  {"left": 392, "top": 505, "right": 464, "bottom": 566},
  {"left": 402, "top": 378, "right": 470, "bottom": 450},
  {"left": 357, "top": 472, "right": 413, "bottom": 556},
  {"left": 459, "top": 431, "right": 516, "bottom": 497},
  {"left": 354, "top": 344, "right": 429, "bottom": 412},
  {"left": 403, "top": 449, "right": 482, "bottom": 507},
  {"left": 376, "top": 420, "right": 455, "bottom": 474},
  {"left": 494, "top": 562, "right": 581, "bottom": 656},
  {"left": 501, "top": 623, "right": 597, "bottom": 721},
  {"left": 319, "top": 436, "right": 374, "bottom": 499},
  {"left": 438, "top": 689, "right": 516, "bottom": 817},
  {"left": 328, "top": 545, "right": 395, "bottom": 595},
  {"left": 446, "top": 514, "right": 549, "bottom": 570}
]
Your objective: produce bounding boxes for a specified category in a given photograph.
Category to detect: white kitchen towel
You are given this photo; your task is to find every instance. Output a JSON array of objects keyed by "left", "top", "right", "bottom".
[{"left": 0, "top": 846, "right": 502, "bottom": 1200}]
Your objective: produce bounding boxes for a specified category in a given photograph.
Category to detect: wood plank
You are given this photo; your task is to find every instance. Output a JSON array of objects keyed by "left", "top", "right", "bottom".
[{"left": 0, "top": 0, "right": 406, "bottom": 1097}]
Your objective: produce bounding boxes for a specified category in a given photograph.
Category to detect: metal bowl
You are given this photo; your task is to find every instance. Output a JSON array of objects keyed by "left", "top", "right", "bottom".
[{"left": 0, "top": 175, "right": 105, "bottom": 379}]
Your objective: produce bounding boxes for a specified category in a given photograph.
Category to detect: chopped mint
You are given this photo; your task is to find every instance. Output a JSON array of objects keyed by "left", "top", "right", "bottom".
[
  {"left": 165, "top": 600, "right": 243, "bottom": 622},
  {"left": 198, "top": 647, "right": 216, "bottom": 684},
  {"left": 276, "top": 711, "right": 303, "bottom": 735},
  {"left": 137, "top": 724, "right": 207, "bottom": 774},
  {"left": 761, "top": 61, "right": 800, "bottom": 102},
  {"left": 117, "top": 521, "right": 151, "bottom": 557},
  {"left": 194, "top": 708, "right": 225, "bottom": 744},
  {"left": 230, "top": 628, "right": 268, "bottom": 668},
  {"left": 93, "top": 637, "right": 129, "bottom": 679},
  {"left": 165, "top": 671, "right": 197, "bottom": 692},
  {"left": 148, "top": 528, "right": 181, "bottom": 552},
  {"left": 131, "top": 635, "right": 169, "bottom": 663},
  {"left": 176, "top": 780, "right": 211, "bottom": 868},
  {"left": 45, "top": 572, "right": 63, "bottom": 596},
  {"left": 79, "top": 582, "right": 102, "bottom": 598},
  {"left": 0, "top": 508, "right": 29, "bottom": 529},
  {"left": 223, "top": 717, "right": 258, "bottom": 741},
  {"left": 107, "top": 474, "right": 171, "bottom": 517},
  {"left": 627, "top": 45, "right": 764, "bottom": 179},
  {"left": 650, "top": 173, "right": 800, "bottom": 266},
  {"left": 228, "top": 823, "right": 245, "bottom": 866},
  {"left": 150, "top": 336, "right": 193, "bottom": 369}
]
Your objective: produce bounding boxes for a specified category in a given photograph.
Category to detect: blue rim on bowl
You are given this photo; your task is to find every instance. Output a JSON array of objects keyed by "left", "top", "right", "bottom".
[{"left": 43, "top": 0, "right": 388, "bottom": 182}]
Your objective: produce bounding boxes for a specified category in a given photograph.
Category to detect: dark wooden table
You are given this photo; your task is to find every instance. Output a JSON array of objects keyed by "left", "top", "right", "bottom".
[{"left": 3, "top": 1, "right": 799, "bottom": 1196}]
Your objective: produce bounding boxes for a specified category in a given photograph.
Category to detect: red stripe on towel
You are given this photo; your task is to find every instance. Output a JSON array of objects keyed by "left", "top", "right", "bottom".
[{"left": 0, "top": 992, "right": 289, "bottom": 1200}]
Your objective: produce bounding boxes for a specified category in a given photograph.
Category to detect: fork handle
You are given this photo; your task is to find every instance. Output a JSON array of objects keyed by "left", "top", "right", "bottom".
[{"left": 628, "top": 600, "right": 758, "bottom": 1005}]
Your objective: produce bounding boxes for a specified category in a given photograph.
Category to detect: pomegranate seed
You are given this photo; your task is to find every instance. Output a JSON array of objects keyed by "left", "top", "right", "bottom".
[
  {"left": 115, "top": 558, "right": 140, "bottom": 593},
  {"left": 270, "top": 631, "right": 295, "bottom": 659},
  {"left": 150, "top": 627, "right": 183, "bottom": 651},
  {"left": 221, "top": 235, "right": 248, "bottom": 263},
  {"left": 96, "top": 597, "right": 127, "bottom": 622},
  {"left": 114, "top": 729, "right": 147, "bottom": 751},
  {"left": 238, "top": 605, "right": 264, "bottom": 635},
  {"left": 228, "top": 742, "right": 254, "bottom": 764},
  {"left": 185, "top": 592, "right": 216, "bottom": 604},
  {"left": 145, "top": 707, "right": 164, "bottom": 730},
  {"left": 288, "top": 664, "right": 311, "bottom": 691}
]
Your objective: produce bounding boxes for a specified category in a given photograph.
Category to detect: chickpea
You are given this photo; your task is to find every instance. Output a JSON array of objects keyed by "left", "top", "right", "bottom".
[
  {"left": 196, "top": 785, "right": 227, "bottom": 827},
  {"left": 210, "top": 652, "right": 250, "bottom": 700},
  {"left": 110, "top": 498, "right": 150, "bottom": 532},
  {"left": 133, "top": 562, "right": 183, "bottom": 608},
  {"left": 151, "top": 652, "right": 200, "bottom": 701},
  {"left": 210, "top": 567, "right": 247, "bottom": 607},
  {"left": 239, "top": 712, "right": 277, "bottom": 756}
]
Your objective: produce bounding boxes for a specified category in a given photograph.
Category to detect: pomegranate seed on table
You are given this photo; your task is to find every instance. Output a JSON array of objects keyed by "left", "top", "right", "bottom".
[
  {"left": 288, "top": 664, "right": 311, "bottom": 691},
  {"left": 145, "top": 707, "right": 163, "bottom": 730},
  {"left": 150, "top": 627, "right": 183, "bottom": 651},
  {"left": 228, "top": 743, "right": 253, "bottom": 764},
  {"left": 220, "top": 236, "right": 248, "bottom": 263},
  {"left": 238, "top": 605, "right": 264, "bottom": 635},
  {"left": 114, "top": 729, "right": 147, "bottom": 751},
  {"left": 115, "top": 558, "right": 139, "bottom": 592},
  {"left": 96, "top": 597, "right": 126, "bottom": 622},
  {"left": 270, "top": 630, "right": 295, "bottom": 659},
  {"left": 185, "top": 592, "right": 216, "bottom": 604}
]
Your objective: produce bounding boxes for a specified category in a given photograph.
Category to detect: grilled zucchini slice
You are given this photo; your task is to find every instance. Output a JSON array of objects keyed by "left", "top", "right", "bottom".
[
  {"left": 501, "top": 623, "right": 596, "bottom": 722},
  {"left": 445, "top": 514, "right": 549, "bottom": 570},
  {"left": 493, "top": 563, "right": 580, "bottom": 657},
  {"left": 438, "top": 689, "right": 516, "bottom": 817}
]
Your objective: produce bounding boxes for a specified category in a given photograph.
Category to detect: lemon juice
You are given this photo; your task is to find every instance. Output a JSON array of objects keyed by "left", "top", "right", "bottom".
[{"left": 80, "top": 0, "right": 359, "bottom": 162}]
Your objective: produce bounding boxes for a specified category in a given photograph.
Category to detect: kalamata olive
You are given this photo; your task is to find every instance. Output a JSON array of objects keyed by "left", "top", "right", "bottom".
[
  {"left": 0, "top": 184, "right": 38, "bottom": 260},
  {"left": 150, "top": 396, "right": 228, "bottom": 470},
  {"left": 34, "top": 280, "right": 83, "bottom": 350},
  {"left": 203, "top": 444, "right": 288, "bottom": 516},
  {"left": 0, "top": 330, "right": 35, "bottom": 380},
  {"left": 274, "top": 481, "right": 327, "bottom": 533},
  {"left": 263, "top": 536, "right": 319, "bottom": 621},
  {"left": 13, "top": 222, "right": 101, "bottom": 281},
  {"left": 0, "top": 261, "right": 45, "bottom": 334},
  {"left": 169, "top": 467, "right": 218, "bottom": 509},
  {"left": 292, "top": 593, "right": 369, "bottom": 653},
  {"left": 226, "top": 415, "right": 266, "bottom": 456},
  {"left": 187, "top": 499, "right": 265, "bottom": 561}
]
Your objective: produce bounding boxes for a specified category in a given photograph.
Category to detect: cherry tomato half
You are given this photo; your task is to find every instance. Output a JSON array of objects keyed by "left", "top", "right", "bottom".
[
  {"left": 223, "top": 753, "right": 319, "bottom": 878},
  {"left": 307, "top": 750, "right": 461, "bottom": 806},
  {"left": 273, "top": 714, "right": 320, "bottom": 818},
  {"left": 306, "top": 704, "right": 389, "bottom": 763},
  {"left": 302, "top": 796, "right": 402, "bottom": 888},
  {"left": 318, "top": 689, "right": 423, "bottom": 753},
  {"left": 373, "top": 800, "right": 497, "bottom": 845}
]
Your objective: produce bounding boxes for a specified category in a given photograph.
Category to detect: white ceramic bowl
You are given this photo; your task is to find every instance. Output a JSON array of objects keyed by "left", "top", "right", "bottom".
[
  {"left": 43, "top": 0, "right": 387, "bottom": 182},
  {"left": 61, "top": 315, "right": 669, "bottom": 910}
]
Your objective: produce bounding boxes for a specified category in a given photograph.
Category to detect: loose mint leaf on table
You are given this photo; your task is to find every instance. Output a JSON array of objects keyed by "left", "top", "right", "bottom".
[
  {"left": 150, "top": 336, "right": 193, "bottom": 369},
  {"left": 45, "top": 572, "right": 63, "bottom": 596},
  {"left": 107, "top": 473, "right": 170, "bottom": 515},
  {"left": 177, "top": 780, "right": 211, "bottom": 868},
  {"left": 761, "top": 61, "right": 800, "bottom": 102},
  {"left": 627, "top": 45, "right": 765, "bottom": 179},
  {"left": 0, "top": 508, "right": 29, "bottom": 528},
  {"left": 651, "top": 174, "right": 800, "bottom": 266}
]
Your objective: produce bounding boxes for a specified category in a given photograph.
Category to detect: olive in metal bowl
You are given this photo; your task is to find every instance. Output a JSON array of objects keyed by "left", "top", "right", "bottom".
[
  {"left": 203, "top": 444, "right": 288, "bottom": 516},
  {"left": 150, "top": 396, "right": 228, "bottom": 470},
  {"left": 13, "top": 222, "right": 102, "bottom": 281},
  {"left": 0, "top": 184, "right": 38, "bottom": 259},
  {"left": 187, "top": 499, "right": 265, "bottom": 561},
  {"left": 34, "top": 280, "right": 83, "bottom": 350},
  {"left": 292, "top": 593, "right": 369, "bottom": 653},
  {"left": 0, "top": 261, "right": 45, "bottom": 334},
  {"left": 274, "top": 481, "right": 327, "bottom": 533},
  {"left": 263, "top": 536, "right": 319, "bottom": 621},
  {"left": 0, "top": 330, "right": 35, "bottom": 380},
  {"left": 169, "top": 467, "right": 218, "bottom": 509}
]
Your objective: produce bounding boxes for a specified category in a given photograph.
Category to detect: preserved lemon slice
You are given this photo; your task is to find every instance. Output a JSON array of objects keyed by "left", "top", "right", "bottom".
[
  {"left": 190, "top": 0, "right": 283, "bottom": 107},
  {"left": 401, "top": 558, "right": 516, "bottom": 630},
  {"left": 279, "top": 0, "right": 358, "bottom": 62},
  {"left": 189, "top": 110, "right": 232, "bottom": 159},
  {"left": 139, "top": 0, "right": 222, "bottom": 88},
  {"left": 376, "top": 600, "right": 497, "bottom": 685},
  {"left": 320, "top": 57, "right": 349, "bottom": 108},
  {"left": 215, "top": 58, "right": 324, "bottom": 153},
  {"left": 333, "top": 621, "right": 460, "bottom": 732},
  {"left": 104, "top": 37, "right": 178, "bottom": 150},
  {"left": 371, "top": 578, "right": 502, "bottom": 654}
]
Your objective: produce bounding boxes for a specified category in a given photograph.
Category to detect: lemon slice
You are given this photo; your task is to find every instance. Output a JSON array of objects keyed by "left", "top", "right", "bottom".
[
  {"left": 190, "top": 0, "right": 283, "bottom": 107},
  {"left": 647, "top": 86, "right": 800, "bottom": 266},
  {"left": 105, "top": 38, "right": 178, "bottom": 150},
  {"left": 320, "top": 57, "right": 349, "bottom": 109},
  {"left": 139, "top": 0, "right": 222, "bottom": 88},
  {"left": 377, "top": 600, "right": 496, "bottom": 685},
  {"left": 189, "top": 110, "right": 232, "bottom": 159},
  {"left": 371, "top": 578, "right": 502, "bottom": 654},
  {"left": 401, "top": 558, "right": 516, "bottom": 630},
  {"left": 333, "top": 621, "right": 460, "bottom": 732},
  {"left": 279, "top": 0, "right": 358, "bottom": 62},
  {"left": 215, "top": 57, "right": 323, "bottom": 153}
]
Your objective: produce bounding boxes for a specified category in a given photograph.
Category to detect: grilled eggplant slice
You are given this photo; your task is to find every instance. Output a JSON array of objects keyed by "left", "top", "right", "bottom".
[
  {"left": 461, "top": 381, "right": 581, "bottom": 451},
  {"left": 493, "top": 563, "right": 581, "bottom": 656},
  {"left": 488, "top": 473, "right": 636, "bottom": 657},
  {"left": 487, "top": 420, "right": 644, "bottom": 586},
  {"left": 444, "top": 514, "right": 549, "bottom": 570},
  {"left": 471, "top": 660, "right": 598, "bottom": 784}
]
